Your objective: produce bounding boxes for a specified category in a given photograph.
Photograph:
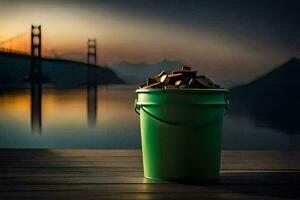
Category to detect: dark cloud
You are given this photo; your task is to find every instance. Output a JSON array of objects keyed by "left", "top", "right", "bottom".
[
  {"left": 7, "top": 0, "right": 299, "bottom": 50},
  {"left": 66, "top": 0, "right": 299, "bottom": 51},
  {"left": 3, "top": 0, "right": 299, "bottom": 65}
]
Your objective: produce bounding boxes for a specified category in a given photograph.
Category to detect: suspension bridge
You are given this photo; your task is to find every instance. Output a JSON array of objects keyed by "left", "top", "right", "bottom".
[
  {"left": 0, "top": 32, "right": 29, "bottom": 55},
  {"left": 0, "top": 25, "right": 97, "bottom": 65},
  {"left": 0, "top": 25, "right": 105, "bottom": 134}
]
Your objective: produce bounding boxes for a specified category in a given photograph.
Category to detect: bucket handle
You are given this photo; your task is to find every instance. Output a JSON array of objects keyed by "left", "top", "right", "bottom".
[
  {"left": 138, "top": 104, "right": 191, "bottom": 126},
  {"left": 134, "top": 98, "right": 230, "bottom": 126},
  {"left": 135, "top": 99, "right": 185, "bottom": 125},
  {"left": 135, "top": 98, "right": 230, "bottom": 115}
]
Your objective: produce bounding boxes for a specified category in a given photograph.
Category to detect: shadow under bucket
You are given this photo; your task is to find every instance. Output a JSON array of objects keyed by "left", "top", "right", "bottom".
[{"left": 135, "top": 88, "right": 228, "bottom": 182}]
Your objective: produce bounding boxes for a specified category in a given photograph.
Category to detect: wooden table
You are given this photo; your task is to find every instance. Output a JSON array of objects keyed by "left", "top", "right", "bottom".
[{"left": 0, "top": 150, "right": 299, "bottom": 199}]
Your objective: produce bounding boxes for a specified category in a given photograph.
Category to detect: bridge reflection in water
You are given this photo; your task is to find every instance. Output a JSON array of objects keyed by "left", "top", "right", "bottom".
[
  {"left": 87, "top": 84, "right": 97, "bottom": 128},
  {"left": 30, "top": 82, "right": 101, "bottom": 134},
  {"left": 30, "top": 79, "right": 42, "bottom": 134},
  {"left": 30, "top": 83, "right": 100, "bottom": 134}
]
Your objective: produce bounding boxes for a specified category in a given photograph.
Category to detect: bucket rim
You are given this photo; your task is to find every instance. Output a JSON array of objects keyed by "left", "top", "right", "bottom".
[{"left": 136, "top": 88, "right": 228, "bottom": 93}]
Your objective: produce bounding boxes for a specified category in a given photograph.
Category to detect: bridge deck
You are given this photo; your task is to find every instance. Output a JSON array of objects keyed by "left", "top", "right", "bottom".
[{"left": 0, "top": 150, "right": 299, "bottom": 200}]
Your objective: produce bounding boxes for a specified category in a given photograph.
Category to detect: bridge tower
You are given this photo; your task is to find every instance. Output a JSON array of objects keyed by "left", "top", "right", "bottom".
[
  {"left": 87, "top": 39, "right": 97, "bottom": 65},
  {"left": 31, "top": 25, "right": 42, "bottom": 77},
  {"left": 86, "top": 39, "right": 98, "bottom": 127},
  {"left": 30, "top": 25, "right": 42, "bottom": 134}
]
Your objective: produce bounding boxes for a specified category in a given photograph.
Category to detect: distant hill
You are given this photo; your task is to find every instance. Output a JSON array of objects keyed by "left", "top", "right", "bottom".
[
  {"left": 109, "top": 60, "right": 183, "bottom": 84},
  {"left": 0, "top": 52, "right": 124, "bottom": 87},
  {"left": 230, "top": 58, "right": 300, "bottom": 133},
  {"left": 230, "top": 58, "right": 300, "bottom": 101}
]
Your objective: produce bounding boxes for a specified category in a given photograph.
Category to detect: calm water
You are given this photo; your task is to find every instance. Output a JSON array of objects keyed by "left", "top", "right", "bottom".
[{"left": 0, "top": 85, "right": 299, "bottom": 149}]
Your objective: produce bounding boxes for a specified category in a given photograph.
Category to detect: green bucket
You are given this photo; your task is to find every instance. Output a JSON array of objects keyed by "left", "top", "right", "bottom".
[{"left": 135, "top": 88, "right": 228, "bottom": 182}]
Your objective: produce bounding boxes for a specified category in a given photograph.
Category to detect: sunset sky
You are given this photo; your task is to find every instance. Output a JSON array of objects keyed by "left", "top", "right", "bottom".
[{"left": 0, "top": 0, "right": 298, "bottom": 82}]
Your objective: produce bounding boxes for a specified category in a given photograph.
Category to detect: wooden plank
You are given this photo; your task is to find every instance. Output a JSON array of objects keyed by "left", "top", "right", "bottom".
[
  {"left": 0, "top": 166, "right": 144, "bottom": 173},
  {"left": 0, "top": 149, "right": 298, "bottom": 158},
  {"left": 0, "top": 149, "right": 142, "bottom": 157},
  {"left": 0, "top": 184, "right": 299, "bottom": 194},
  {"left": 0, "top": 172, "right": 299, "bottom": 184},
  {"left": 0, "top": 192, "right": 290, "bottom": 200},
  {"left": 0, "top": 160, "right": 298, "bottom": 170},
  {"left": 0, "top": 150, "right": 299, "bottom": 170},
  {"left": 0, "top": 161, "right": 143, "bottom": 168},
  {"left": 0, "top": 184, "right": 299, "bottom": 199}
]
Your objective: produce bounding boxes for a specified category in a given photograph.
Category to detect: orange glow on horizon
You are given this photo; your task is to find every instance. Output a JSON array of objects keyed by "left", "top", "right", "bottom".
[{"left": 0, "top": 1, "right": 295, "bottom": 83}]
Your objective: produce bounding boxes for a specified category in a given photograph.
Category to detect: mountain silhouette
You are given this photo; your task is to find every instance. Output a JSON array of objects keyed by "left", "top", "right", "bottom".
[
  {"left": 0, "top": 52, "right": 124, "bottom": 87},
  {"left": 109, "top": 59, "right": 183, "bottom": 84},
  {"left": 231, "top": 58, "right": 300, "bottom": 101},
  {"left": 230, "top": 58, "right": 300, "bottom": 133}
]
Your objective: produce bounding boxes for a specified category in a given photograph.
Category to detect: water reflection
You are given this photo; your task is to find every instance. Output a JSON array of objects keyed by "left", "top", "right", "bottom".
[
  {"left": 229, "top": 101, "right": 300, "bottom": 134},
  {"left": 29, "top": 82, "right": 100, "bottom": 133},
  {"left": 29, "top": 54, "right": 43, "bottom": 134},
  {"left": 87, "top": 84, "right": 97, "bottom": 127},
  {"left": 30, "top": 80, "right": 42, "bottom": 134},
  {"left": 0, "top": 85, "right": 141, "bottom": 148},
  {"left": 0, "top": 85, "right": 299, "bottom": 149}
]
